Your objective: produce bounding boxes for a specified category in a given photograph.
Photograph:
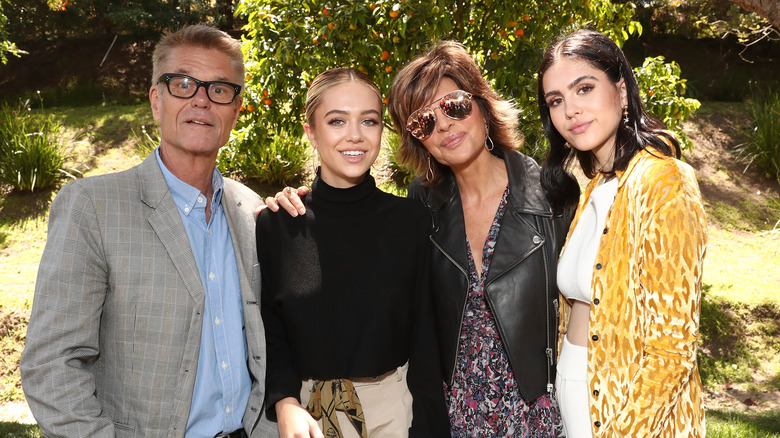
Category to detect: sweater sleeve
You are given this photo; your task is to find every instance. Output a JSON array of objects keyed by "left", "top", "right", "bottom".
[
  {"left": 256, "top": 210, "right": 303, "bottom": 421},
  {"left": 611, "top": 162, "right": 707, "bottom": 436},
  {"left": 405, "top": 206, "right": 451, "bottom": 437}
]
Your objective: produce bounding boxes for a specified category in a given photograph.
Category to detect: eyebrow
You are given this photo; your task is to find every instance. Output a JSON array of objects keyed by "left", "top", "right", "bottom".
[
  {"left": 171, "top": 69, "right": 233, "bottom": 83},
  {"left": 543, "top": 75, "right": 599, "bottom": 100},
  {"left": 323, "top": 109, "right": 382, "bottom": 117}
]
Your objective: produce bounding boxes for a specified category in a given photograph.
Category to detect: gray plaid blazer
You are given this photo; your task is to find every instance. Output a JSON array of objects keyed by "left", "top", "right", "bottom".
[{"left": 21, "top": 153, "right": 276, "bottom": 437}]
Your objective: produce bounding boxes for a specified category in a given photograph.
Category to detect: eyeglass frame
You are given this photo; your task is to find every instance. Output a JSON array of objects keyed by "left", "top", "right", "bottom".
[
  {"left": 405, "top": 90, "right": 475, "bottom": 140},
  {"left": 157, "top": 73, "right": 243, "bottom": 105}
]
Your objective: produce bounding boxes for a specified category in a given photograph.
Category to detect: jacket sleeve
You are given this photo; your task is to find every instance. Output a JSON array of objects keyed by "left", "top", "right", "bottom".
[
  {"left": 611, "top": 164, "right": 707, "bottom": 435},
  {"left": 20, "top": 182, "right": 115, "bottom": 438}
]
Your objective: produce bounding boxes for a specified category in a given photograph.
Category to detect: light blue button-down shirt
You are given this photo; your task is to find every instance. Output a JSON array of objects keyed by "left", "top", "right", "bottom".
[{"left": 156, "top": 149, "right": 250, "bottom": 437}]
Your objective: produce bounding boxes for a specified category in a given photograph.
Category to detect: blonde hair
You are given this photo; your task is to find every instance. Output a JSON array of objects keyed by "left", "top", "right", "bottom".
[
  {"left": 305, "top": 68, "right": 382, "bottom": 128},
  {"left": 151, "top": 24, "right": 244, "bottom": 88},
  {"left": 388, "top": 40, "right": 522, "bottom": 186}
]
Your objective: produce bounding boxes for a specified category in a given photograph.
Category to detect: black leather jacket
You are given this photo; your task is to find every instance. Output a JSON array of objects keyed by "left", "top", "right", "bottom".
[{"left": 408, "top": 150, "right": 570, "bottom": 403}]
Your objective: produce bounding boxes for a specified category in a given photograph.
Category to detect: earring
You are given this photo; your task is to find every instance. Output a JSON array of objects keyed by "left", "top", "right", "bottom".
[
  {"left": 426, "top": 154, "right": 434, "bottom": 181},
  {"left": 564, "top": 142, "right": 571, "bottom": 149},
  {"left": 622, "top": 106, "right": 629, "bottom": 124},
  {"left": 484, "top": 124, "right": 494, "bottom": 151},
  {"left": 485, "top": 136, "right": 495, "bottom": 151}
]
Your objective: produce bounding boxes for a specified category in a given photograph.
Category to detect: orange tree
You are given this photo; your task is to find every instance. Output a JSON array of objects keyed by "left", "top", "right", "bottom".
[{"left": 230, "top": 0, "right": 698, "bottom": 185}]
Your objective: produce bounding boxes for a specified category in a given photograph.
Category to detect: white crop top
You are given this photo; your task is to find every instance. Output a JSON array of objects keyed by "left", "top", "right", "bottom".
[{"left": 557, "top": 177, "right": 619, "bottom": 303}]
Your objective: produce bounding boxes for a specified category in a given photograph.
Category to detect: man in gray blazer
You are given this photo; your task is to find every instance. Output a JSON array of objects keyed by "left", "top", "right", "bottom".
[{"left": 21, "top": 24, "right": 274, "bottom": 438}]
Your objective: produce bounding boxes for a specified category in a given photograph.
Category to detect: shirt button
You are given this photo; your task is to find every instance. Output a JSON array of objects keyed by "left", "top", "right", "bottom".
[
  {"left": 603, "top": 227, "right": 608, "bottom": 234},
  {"left": 184, "top": 207, "right": 190, "bottom": 213},
  {"left": 215, "top": 317, "right": 221, "bottom": 325},
  {"left": 221, "top": 361, "right": 228, "bottom": 370},
  {"left": 595, "top": 263, "right": 602, "bottom": 270},
  {"left": 225, "top": 406, "right": 231, "bottom": 414},
  {"left": 592, "top": 334, "right": 599, "bottom": 341},
  {"left": 533, "top": 235, "right": 541, "bottom": 244},
  {"left": 209, "top": 272, "right": 215, "bottom": 280},
  {"left": 197, "top": 196, "right": 203, "bottom": 203},
  {"left": 594, "top": 420, "right": 602, "bottom": 427},
  {"left": 593, "top": 389, "right": 599, "bottom": 396},
  {"left": 593, "top": 298, "right": 600, "bottom": 305}
]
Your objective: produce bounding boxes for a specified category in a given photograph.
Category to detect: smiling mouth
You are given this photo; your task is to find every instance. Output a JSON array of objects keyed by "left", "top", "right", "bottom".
[
  {"left": 341, "top": 150, "right": 365, "bottom": 157},
  {"left": 188, "top": 120, "right": 212, "bottom": 126}
]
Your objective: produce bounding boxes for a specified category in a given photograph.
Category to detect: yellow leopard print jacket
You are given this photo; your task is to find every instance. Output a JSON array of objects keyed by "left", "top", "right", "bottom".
[{"left": 558, "top": 147, "right": 707, "bottom": 437}]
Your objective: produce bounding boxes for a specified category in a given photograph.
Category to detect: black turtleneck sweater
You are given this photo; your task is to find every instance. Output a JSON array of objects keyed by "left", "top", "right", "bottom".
[{"left": 257, "top": 173, "right": 449, "bottom": 436}]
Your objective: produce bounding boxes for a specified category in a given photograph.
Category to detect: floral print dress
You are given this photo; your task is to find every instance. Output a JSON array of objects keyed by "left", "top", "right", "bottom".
[{"left": 445, "top": 187, "right": 563, "bottom": 437}]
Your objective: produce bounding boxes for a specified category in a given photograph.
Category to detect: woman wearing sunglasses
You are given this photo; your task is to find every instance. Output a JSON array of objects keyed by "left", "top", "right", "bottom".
[
  {"left": 538, "top": 29, "right": 706, "bottom": 437},
  {"left": 387, "top": 41, "right": 568, "bottom": 436},
  {"left": 257, "top": 68, "right": 449, "bottom": 438}
]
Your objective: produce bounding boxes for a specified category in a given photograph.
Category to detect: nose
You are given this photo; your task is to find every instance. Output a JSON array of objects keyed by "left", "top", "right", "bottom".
[
  {"left": 191, "top": 84, "right": 211, "bottom": 107},
  {"left": 347, "top": 122, "right": 363, "bottom": 143},
  {"left": 433, "top": 106, "right": 452, "bottom": 133},
  {"left": 564, "top": 101, "right": 581, "bottom": 119}
]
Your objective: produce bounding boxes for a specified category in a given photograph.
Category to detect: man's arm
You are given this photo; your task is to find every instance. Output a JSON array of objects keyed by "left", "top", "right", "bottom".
[{"left": 20, "top": 182, "right": 115, "bottom": 438}]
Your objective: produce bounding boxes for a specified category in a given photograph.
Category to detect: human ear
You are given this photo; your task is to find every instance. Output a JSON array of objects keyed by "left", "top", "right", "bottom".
[{"left": 304, "top": 123, "right": 317, "bottom": 150}]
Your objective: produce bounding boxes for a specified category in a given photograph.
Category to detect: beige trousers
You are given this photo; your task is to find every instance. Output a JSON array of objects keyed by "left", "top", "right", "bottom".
[{"left": 300, "top": 363, "right": 413, "bottom": 438}]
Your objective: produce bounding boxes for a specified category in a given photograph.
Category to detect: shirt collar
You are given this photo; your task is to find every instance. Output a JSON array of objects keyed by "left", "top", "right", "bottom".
[{"left": 155, "top": 147, "right": 223, "bottom": 217}]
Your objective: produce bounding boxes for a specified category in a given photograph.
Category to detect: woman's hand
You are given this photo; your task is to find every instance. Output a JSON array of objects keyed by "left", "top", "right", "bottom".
[
  {"left": 275, "top": 397, "right": 324, "bottom": 438},
  {"left": 262, "top": 186, "right": 310, "bottom": 217}
]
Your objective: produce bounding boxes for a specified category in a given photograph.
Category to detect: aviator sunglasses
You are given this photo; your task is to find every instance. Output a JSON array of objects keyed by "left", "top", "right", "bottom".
[{"left": 406, "top": 90, "right": 474, "bottom": 140}]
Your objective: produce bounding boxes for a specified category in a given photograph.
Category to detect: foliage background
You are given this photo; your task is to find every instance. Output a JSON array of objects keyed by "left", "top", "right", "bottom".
[{"left": 228, "top": 0, "right": 702, "bottom": 184}]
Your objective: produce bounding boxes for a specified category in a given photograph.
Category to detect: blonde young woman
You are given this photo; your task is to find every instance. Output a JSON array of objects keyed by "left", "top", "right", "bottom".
[
  {"left": 537, "top": 29, "right": 707, "bottom": 437},
  {"left": 257, "top": 68, "right": 449, "bottom": 438}
]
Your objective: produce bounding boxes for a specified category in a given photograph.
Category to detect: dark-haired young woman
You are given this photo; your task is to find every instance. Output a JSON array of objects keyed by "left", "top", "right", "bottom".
[{"left": 538, "top": 29, "right": 707, "bottom": 438}]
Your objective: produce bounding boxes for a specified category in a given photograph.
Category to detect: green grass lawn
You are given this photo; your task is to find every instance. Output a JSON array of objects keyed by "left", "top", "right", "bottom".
[{"left": 1, "top": 102, "right": 779, "bottom": 435}]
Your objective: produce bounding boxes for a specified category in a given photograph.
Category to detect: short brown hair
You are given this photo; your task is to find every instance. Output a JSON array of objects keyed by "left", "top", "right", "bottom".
[
  {"left": 388, "top": 40, "right": 522, "bottom": 186},
  {"left": 305, "top": 68, "right": 382, "bottom": 128},
  {"left": 151, "top": 24, "right": 245, "bottom": 89}
]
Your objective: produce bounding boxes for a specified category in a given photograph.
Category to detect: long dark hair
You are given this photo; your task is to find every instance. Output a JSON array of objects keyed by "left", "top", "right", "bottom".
[{"left": 537, "top": 29, "right": 679, "bottom": 214}]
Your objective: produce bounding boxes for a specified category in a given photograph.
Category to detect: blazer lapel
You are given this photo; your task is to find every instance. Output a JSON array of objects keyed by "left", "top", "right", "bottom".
[
  {"left": 139, "top": 154, "right": 205, "bottom": 303},
  {"left": 221, "top": 181, "right": 255, "bottom": 297}
]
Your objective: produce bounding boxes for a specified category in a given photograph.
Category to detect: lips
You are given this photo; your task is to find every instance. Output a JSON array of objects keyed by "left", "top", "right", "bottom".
[
  {"left": 440, "top": 132, "right": 466, "bottom": 149},
  {"left": 341, "top": 150, "right": 366, "bottom": 157},
  {"left": 569, "top": 121, "right": 591, "bottom": 135},
  {"left": 186, "top": 116, "right": 213, "bottom": 127}
]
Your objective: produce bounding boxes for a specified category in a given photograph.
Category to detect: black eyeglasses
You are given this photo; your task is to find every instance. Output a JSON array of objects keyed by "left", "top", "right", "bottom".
[
  {"left": 406, "top": 90, "right": 474, "bottom": 140},
  {"left": 158, "top": 73, "right": 242, "bottom": 104}
]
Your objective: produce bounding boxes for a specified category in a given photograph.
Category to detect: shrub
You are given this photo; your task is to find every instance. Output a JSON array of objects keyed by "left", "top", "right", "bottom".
[
  {"left": 219, "top": 123, "right": 310, "bottom": 187},
  {"left": 634, "top": 56, "right": 701, "bottom": 151},
  {"left": 0, "top": 102, "right": 71, "bottom": 192},
  {"left": 736, "top": 87, "right": 780, "bottom": 184}
]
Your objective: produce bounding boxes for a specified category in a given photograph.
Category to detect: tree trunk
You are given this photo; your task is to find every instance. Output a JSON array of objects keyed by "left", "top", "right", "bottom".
[{"left": 730, "top": 0, "right": 780, "bottom": 28}]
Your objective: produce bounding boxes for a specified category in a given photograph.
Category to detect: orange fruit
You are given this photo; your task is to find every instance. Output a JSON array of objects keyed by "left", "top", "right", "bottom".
[
  {"left": 515, "top": 28, "right": 524, "bottom": 37},
  {"left": 349, "top": 23, "right": 357, "bottom": 30},
  {"left": 322, "top": 7, "right": 329, "bottom": 15},
  {"left": 385, "top": 65, "right": 393, "bottom": 73},
  {"left": 523, "top": 15, "right": 530, "bottom": 21},
  {"left": 389, "top": 10, "right": 399, "bottom": 18},
  {"left": 499, "top": 30, "right": 507, "bottom": 38},
  {"left": 263, "top": 99, "right": 272, "bottom": 106},
  {"left": 507, "top": 20, "right": 518, "bottom": 28},
  {"left": 491, "top": 53, "right": 498, "bottom": 60},
  {"left": 381, "top": 50, "right": 390, "bottom": 60},
  {"left": 327, "top": 23, "right": 335, "bottom": 30},
  {"left": 247, "top": 104, "right": 255, "bottom": 112}
]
